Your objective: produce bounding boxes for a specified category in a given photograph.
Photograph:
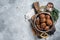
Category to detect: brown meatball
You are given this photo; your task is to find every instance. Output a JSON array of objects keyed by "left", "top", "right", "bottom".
[
  {"left": 41, "top": 23, "right": 46, "bottom": 29},
  {"left": 40, "top": 14, "right": 45, "bottom": 18},
  {"left": 46, "top": 19, "right": 53, "bottom": 26},
  {"left": 40, "top": 18, "right": 46, "bottom": 23},
  {"left": 45, "top": 26, "right": 49, "bottom": 31},
  {"left": 46, "top": 15, "right": 50, "bottom": 19}
]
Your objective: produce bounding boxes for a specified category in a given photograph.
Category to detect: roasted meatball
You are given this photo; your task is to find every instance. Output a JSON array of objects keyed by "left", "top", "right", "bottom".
[
  {"left": 46, "top": 15, "right": 50, "bottom": 19},
  {"left": 40, "top": 18, "right": 46, "bottom": 23},
  {"left": 41, "top": 23, "right": 46, "bottom": 29},
  {"left": 39, "top": 14, "right": 45, "bottom": 18},
  {"left": 46, "top": 19, "right": 53, "bottom": 26},
  {"left": 45, "top": 26, "right": 49, "bottom": 31}
]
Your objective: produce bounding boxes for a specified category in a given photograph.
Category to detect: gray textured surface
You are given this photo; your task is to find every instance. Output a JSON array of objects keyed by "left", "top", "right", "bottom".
[{"left": 0, "top": 0, "right": 60, "bottom": 40}]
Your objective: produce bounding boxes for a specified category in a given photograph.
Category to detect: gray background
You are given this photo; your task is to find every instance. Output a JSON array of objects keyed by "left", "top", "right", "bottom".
[{"left": 0, "top": 0, "right": 60, "bottom": 40}]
